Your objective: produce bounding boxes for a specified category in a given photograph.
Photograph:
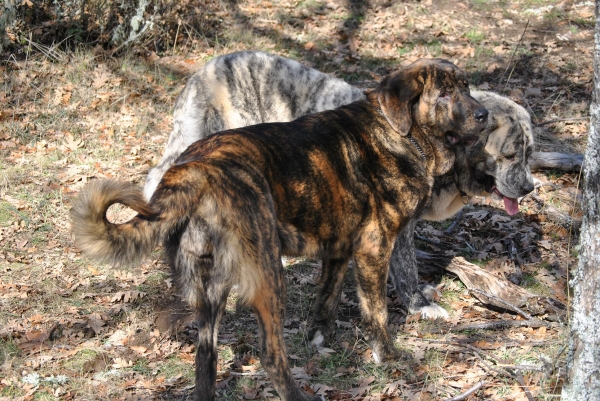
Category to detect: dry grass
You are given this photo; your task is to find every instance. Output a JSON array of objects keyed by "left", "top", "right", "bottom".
[{"left": 0, "top": 0, "right": 591, "bottom": 399}]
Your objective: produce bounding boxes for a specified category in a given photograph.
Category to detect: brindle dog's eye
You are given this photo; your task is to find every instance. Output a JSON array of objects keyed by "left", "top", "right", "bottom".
[
  {"left": 505, "top": 154, "right": 516, "bottom": 161},
  {"left": 439, "top": 91, "right": 451, "bottom": 99}
]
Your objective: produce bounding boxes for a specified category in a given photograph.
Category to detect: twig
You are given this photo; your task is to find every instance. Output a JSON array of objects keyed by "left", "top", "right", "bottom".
[
  {"left": 499, "top": 19, "right": 529, "bottom": 91},
  {"left": 463, "top": 343, "right": 545, "bottom": 372},
  {"left": 477, "top": 355, "right": 515, "bottom": 379},
  {"left": 515, "top": 370, "right": 535, "bottom": 401},
  {"left": 497, "top": 364, "right": 545, "bottom": 372},
  {"left": 535, "top": 117, "right": 588, "bottom": 127},
  {"left": 550, "top": 343, "right": 569, "bottom": 376},
  {"left": 108, "top": 92, "right": 139, "bottom": 108},
  {"left": 462, "top": 343, "right": 503, "bottom": 364},
  {"left": 470, "top": 289, "right": 533, "bottom": 320},
  {"left": 110, "top": 18, "right": 154, "bottom": 56},
  {"left": 443, "top": 381, "right": 485, "bottom": 401},
  {"left": 529, "top": 193, "right": 581, "bottom": 231},
  {"left": 22, "top": 37, "right": 64, "bottom": 61},
  {"left": 444, "top": 209, "right": 464, "bottom": 235},
  {"left": 172, "top": 21, "right": 181, "bottom": 56},
  {"left": 414, "top": 234, "right": 445, "bottom": 247}
]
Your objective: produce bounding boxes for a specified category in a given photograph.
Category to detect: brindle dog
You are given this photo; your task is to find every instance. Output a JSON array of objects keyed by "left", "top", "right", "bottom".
[
  {"left": 144, "top": 51, "right": 535, "bottom": 320},
  {"left": 71, "top": 59, "right": 488, "bottom": 401}
]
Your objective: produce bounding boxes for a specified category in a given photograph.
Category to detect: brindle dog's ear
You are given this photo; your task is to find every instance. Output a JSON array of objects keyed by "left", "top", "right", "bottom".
[{"left": 376, "top": 68, "right": 424, "bottom": 136}]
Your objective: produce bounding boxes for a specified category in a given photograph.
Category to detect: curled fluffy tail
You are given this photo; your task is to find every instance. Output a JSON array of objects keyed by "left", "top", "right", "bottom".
[{"left": 70, "top": 180, "right": 160, "bottom": 267}]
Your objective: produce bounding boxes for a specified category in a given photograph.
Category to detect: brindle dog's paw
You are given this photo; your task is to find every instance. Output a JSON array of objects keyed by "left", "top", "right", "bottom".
[{"left": 372, "top": 347, "right": 412, "bottom": 365}]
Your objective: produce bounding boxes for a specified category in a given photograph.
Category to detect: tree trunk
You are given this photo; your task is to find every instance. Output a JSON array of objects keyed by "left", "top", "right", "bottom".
[
  {"left": 562, "top": 1, "right": 600, "bottom": 399},
  {"left": 0, "top": 0, "right": 18, "bottom": 53}
]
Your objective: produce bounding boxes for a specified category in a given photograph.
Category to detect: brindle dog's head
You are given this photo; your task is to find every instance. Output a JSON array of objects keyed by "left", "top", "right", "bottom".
[
  {"left": 371, "top": 58, "right": 489, "bottom": 175},
  {"left": 456, "top": 91, "right": 535, "bottom": 215}
]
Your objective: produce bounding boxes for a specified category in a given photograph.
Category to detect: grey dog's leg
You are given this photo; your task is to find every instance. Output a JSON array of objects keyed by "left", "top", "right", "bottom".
[{"left": 389, "top": 219, "right": 449, "bottom": 319}]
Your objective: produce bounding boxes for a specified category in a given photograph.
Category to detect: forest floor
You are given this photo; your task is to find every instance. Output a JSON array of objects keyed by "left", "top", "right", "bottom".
[{"left": 0, "top": 0, "right": 594, "bottom": 399}]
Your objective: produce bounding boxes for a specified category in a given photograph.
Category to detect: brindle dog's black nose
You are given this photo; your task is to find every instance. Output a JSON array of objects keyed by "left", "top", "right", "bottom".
[{"left": 475, "top": 107, "right": 488, "bottom": 123}]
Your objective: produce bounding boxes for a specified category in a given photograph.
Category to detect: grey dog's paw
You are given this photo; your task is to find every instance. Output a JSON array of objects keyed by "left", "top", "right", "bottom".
[
  {"left": 413, "top": 303, "right": 449, "bottom": 319},
  {"left": 412, "top": 285, "right": 449, "bottom": 319},
  {"left": 420, "top": 284, "right": 439, "bottom": 302}
]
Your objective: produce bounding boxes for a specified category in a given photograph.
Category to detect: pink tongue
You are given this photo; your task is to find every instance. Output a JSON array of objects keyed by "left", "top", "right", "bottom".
[{"left": 503, "top": 196, "right": 519, "bottom": 215}]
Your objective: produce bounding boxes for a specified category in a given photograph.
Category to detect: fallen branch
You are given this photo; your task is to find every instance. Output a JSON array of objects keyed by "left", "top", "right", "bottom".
[
  {"left": 409, "top": 337, "right": 563, "bottom": 348},
  {"left": 443, "top": 257, "right": 537, "bottom": 310},
  {"left": 422, "top": 319, "right": 556, "bottom": 334},
  {"left": 529, "top": 151, "right": 583, "bottom": 173},
  {"left": 535, "top": 117, "right": 588, "bottom": 127},
  {"left": 449, "top": 319, "right": 555, "bottom": 332},
  {"left": 444, "top": 381, "right": 485, "bottom": 401},
  {"left": 470, "top": 289, "right": 533, "bottom": 320},
  {"left": 415, "top": 252, "right": 566, "bottom": 318}
]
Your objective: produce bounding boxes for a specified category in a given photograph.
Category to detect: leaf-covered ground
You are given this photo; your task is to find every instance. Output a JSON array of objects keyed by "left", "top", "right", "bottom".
[{"left": 0, "top": 0, "right": 593, "bottom": 399}]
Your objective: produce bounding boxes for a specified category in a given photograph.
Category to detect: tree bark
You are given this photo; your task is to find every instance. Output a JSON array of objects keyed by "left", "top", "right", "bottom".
[
  {"left": 562, "top": 1, "right": 600, "bottom": 399},
  {"left": 0, "top": 0, "right": 17, "bottom": 53}
]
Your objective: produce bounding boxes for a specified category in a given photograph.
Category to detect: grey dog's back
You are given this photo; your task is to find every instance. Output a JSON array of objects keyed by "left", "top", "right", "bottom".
[{"left": 144, "top": 51, "right": 365, "bottom": 200}]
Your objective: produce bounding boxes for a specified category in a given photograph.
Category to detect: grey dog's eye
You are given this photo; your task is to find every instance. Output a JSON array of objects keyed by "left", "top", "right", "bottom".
[{"left": 504, "top": 154, "right": 516, "bottom": 161}]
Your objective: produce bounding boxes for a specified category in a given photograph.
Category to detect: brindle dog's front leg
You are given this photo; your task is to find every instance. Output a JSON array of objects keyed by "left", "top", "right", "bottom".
[
  {"left": 352, "top": 249, "right": 399, "bottom": 363},
  {"left": 307, "top": 256, "right": 351, "bottom": 347}
]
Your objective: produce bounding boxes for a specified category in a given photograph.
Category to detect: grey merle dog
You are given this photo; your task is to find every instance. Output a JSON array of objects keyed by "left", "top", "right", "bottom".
[{"left": 144, "top": 51, "right": 534, "bottom": 321}]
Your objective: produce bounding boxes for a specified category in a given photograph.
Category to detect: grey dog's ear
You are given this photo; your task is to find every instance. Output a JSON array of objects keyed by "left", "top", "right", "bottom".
[{"left": 375, "top": 65, "right": 425, "bottom": 136}]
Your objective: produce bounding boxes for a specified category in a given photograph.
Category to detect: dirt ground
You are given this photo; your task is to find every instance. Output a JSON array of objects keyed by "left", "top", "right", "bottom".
[{"left": 0, "top": 0, "right": 594, "bottom": 399}]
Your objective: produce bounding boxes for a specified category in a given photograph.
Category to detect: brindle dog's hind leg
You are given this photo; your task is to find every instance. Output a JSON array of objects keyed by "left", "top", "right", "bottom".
[
  {"left": 307, "top": 255, "right": 351, "bottom": 347},
  {"left": 249, "top": 256, "right": 323, "bottom": 401},
  {"left": 194, "top": 277, "right": 230, "bottom": 400},
  {"left": 168, "top": 220, "right": 231, "bottom": 401}
]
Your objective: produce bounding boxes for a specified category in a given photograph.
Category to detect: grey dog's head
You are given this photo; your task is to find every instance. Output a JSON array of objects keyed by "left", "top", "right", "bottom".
[{"left": 455, "top": 91, "right": 535, "bottom": 215}]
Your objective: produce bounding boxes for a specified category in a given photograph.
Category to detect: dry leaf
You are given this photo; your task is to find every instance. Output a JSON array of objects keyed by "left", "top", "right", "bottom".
[
  {"left": 63, "top": 133, "right": 83, "bottom": 151},
  {"left": 130, "top": 345, "right": 148, "bottom": 355},
  {"left": 473, "top": 340, "right": 502, "bottom": 350},
  {"left": 112, "top": 357, "right": 133, "bottom": 369},
  {"left": 88, "top": 312, "right": 105, "bottom": 334},
  {"left": 349, "top": 376, "right": 376, "bottom": 398},
  {"left": 406, "top": 312, "right": 422, "bottom": 324},
  {"left": 111, "top": 290, "right": 147, "bottom": 303},
  {"left": 291, "top": 366, "right": 310, "bottom": 380}
]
